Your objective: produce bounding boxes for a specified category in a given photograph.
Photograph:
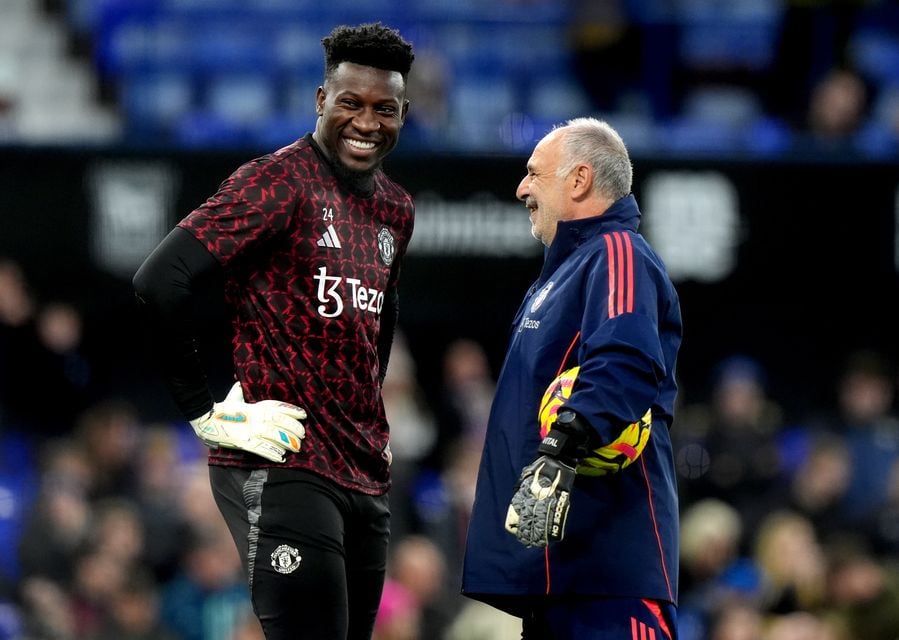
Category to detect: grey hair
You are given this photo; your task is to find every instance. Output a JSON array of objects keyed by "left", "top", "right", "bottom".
[{"left": 554, "top": 117, "right": 632, "bottom": 201}]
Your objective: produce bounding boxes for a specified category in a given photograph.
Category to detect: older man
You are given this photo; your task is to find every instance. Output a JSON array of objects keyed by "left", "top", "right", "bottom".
[{"left": 462, "top": 118, "right": 683, "bottom": 639}]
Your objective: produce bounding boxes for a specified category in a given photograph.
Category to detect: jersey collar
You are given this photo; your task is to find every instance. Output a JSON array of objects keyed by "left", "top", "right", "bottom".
[{"left": 540, "top": 194, "right": 642, "bottom": 280}]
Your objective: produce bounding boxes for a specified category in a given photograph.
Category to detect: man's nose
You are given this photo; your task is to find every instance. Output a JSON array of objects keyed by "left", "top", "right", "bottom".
[
  {"left": 516, "top": 176, "right": 529, "bottom": 201},
  {"left": 353, "top": 109, "right": 379, "bottom": 133}
]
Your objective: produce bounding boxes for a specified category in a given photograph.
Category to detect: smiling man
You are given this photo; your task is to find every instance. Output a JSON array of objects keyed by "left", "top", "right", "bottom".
[
  {"left": 133, "top": 23, "right": 415, "bottom": 640},
  {"left": 462, "top": 119, "right": 683, "bottom": 639}
]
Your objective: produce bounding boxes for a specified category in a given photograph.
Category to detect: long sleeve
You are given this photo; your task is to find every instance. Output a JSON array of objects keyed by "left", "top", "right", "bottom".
[
  {"left": 569, "top": 231, "right": 668, "bottom": 441},
  {"left": 375, "top": 251, "right": 404, "bottom": 385},
  {"left": 133, "top": 226, "right": 222, "bottom": 420},
  {"left": 376, "top": 286, "right": 399, "bottom": 384}
]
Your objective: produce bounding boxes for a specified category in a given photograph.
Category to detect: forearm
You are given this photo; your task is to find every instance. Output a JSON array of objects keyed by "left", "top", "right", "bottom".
[
  {"left": 376, "top": 287, "right": 399, "bottom": 383},
  {"left": 133, "top": 227, "right": 221, "bottom": 420}
]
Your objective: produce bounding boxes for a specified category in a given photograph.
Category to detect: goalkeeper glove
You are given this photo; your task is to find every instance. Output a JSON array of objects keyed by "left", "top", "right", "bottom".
[
  {"left": 189, "top": 382, "right": 306, "bottom": 463},
  {"left": 505, "top": 455, "right": 575, "bottom": 548},
  {"left": 505, "top": 409, "right": 594, "bottom": 548}
]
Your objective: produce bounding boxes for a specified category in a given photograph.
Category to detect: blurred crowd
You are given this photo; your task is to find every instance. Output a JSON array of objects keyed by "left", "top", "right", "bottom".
[
  {"left": 4, "top": 251, "right": 899, "bottom": 640},
  {"left": 674, "top": 350, "right": 899, "bottom": 640},
  {"left": 3, "top": 0, "right": 899, "bottom": 155}
]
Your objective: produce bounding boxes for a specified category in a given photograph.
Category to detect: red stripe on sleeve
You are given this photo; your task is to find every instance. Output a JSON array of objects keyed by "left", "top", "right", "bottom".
[
  {"left": 612, "top": 231, "right": 627, "bottom": 316},
  {"left": 623, "top": 232, "right": 634, "bottom": 313},
  {"left": 614, "top": 232, "right": 626, "bottom": 316},
  {"left": 604, "top": 234, "right": 616, "bottom": 318}
]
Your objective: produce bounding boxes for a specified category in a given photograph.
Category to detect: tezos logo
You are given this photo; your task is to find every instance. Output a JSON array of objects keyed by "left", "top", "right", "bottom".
[
  {"left": 313, "top": 266, "right": 385, "bottom": 318},
  {"left": 271, "top": 544, "right": 302, "bottom": 574},
  {"left": 377, "top": 228, "right": 395, "bottom": 266}
]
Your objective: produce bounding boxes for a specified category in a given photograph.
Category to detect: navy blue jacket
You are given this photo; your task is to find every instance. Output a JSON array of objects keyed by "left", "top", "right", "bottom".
[{"left": 461, "top": 195, "right": 682, "bottom": 614}]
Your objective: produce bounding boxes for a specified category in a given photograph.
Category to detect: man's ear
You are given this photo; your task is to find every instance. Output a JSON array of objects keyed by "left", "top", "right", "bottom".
[
  {"left": 571, "top": 164, "right": 593, "bottom": 200},
  {"left": 400, "top": 98, "right": 410, "bottom": 123},
  {"left": 315, "top": 86, "right": 325, "bottom": 115}
]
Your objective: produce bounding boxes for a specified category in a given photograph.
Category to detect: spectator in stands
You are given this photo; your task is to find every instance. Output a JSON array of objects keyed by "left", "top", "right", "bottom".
[
  {"left": 133, "top": 424, "right": 197, "bottom": 582},
  {"left": 174, "top": 458, "right": 231, "bottom": 535},
  {"left": 869, "top": 457, "right": 899, "bottom": 554},
  {"left": 764, "top": 611, "right": 836, "bottom": 640},
  {"left": 430, "top": 436, "right": 483, "bottom": 583},
  {"left": 0, "top": 266, "right": 91, "bottom": 436},
  {"left": 381, "top": 332, "right": 437, "bottom": 541},
  {"left": 435, "top": 338, "right": 495, "bottom": 458},
  {"left": 808, "top": 68, "right": 869, "bottom": 143},
  {"left": 402, "top": 49, "right": 450, "bottom": 148},
  {"left": 90, "top": 569, "right": 177, "bottom": 640},
  {"left": 0, "top": 258, "right": 33, "bottom": 331},
  {"left": 568, "top": 0, "right": 644, "bottom": 115},
  {"left": 705, "top": 601, "right": 764, "bottom": 640},
  {"left": 159, "top": 525, "right": 251, "bottom": 640},
  {"left": 0, "top": 258, "right": 38, "bottom": 430},
  {"left": 681, "top": 356, "right": 788, "bottom": 534},
  {"left": 18, "top": 576, "right": 76, "bottom": 640},
  {"left": 68, "top": 544, "right": 129, "bottom": 637},
  {"left": 833, "top": 351, "right": 899, "bottom": 528},
  {"left": 388, "top": 535, "right": 451, "bottom": 639},
  {"left": 34, "top": 301, "right": 92, "bottom": 421},
  {"left": 679, "top": 498, "right": 759, "bottom": 639},
  {"left": 18, "top": 439, "right": 93, "bottom": 585},
  {"left": 74, "top": 400, "right": 141, "bottom": 501},
  {"left": 753, "top": 511, "right": 826, "bottom": 615},
  {"left": 824, "top": 539, "right": 899, "bottom": 640},
  {"left": 2, "top": 302, "right": 92, "bottom": 437},
  {"left": 768, "top": 0, "right": 864, "bottom": 128},
  {"left": 90, "top": 498, "right": 146, "bottom": 570},
  {"left": 786, "top": 434, "right": 853, "bottom": 545},
  {"left": 372, "top": 579, "right": 419, "bottom": 640}
]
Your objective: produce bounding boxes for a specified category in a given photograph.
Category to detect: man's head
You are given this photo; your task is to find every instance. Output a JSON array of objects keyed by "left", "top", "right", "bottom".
[
  {"left": 313, "top": 23, "right": 414, "bottom": 178},
  {"left": 517, "top": 118, "right": 632, "bottom": 246}
]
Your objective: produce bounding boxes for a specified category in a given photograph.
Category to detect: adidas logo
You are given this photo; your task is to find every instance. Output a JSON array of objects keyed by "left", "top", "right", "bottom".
[{"left": 316, "top": 224, "right": 342, "bottom": 249}]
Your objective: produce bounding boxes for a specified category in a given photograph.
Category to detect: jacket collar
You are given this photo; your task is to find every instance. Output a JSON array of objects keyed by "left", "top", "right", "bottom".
[{"left": 539, "top": 194, "right": 642, "bottom": 280}]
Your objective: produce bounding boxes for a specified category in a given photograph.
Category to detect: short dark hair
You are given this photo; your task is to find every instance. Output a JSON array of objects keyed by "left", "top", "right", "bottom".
[{"left": 322, "top": 22, "right": 414, "bottom": 81}]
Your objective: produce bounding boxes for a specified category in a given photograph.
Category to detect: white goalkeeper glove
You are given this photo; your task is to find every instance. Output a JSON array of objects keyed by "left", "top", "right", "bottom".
[{"left": 189, "top": 382, "right": 306, "bottom": 463}]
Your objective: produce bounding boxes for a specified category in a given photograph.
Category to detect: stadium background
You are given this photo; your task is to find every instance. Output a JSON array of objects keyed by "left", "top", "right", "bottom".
[{"left": 1, "top": 1, "right": 899, "bottom": 639}]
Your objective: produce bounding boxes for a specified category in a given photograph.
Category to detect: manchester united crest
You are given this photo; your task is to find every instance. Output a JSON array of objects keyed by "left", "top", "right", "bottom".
[
  {"left": 270, "top": 544, "right": 302, "bottom": 574},
  {"left": 377, "top": 228, "right": 395, "bottom": 266},
  {"left": 530, "top": 281, "right": 554, "bottom": 312}
]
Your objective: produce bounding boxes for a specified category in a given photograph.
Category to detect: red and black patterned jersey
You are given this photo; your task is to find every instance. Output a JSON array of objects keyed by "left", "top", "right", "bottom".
[{"left": 178, "top": 134, "right": 414, "bottom": 495}]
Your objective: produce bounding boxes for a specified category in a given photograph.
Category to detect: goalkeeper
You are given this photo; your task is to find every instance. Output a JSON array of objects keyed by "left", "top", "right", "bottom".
[
  {"left": 133, "top": 23, "right": 416, "bottom": 640},
  {"left": 461, "top": 118, "right": 683, "bottom": 638}
]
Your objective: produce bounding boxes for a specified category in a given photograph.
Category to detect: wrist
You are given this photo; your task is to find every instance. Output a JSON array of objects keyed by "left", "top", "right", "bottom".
[{"left": 538, "top": 409, "right": 596, "bottom": 463}]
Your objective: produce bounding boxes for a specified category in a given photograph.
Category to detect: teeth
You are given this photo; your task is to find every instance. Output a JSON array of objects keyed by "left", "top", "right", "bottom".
[{"left": 345, "top": 138, "right": 375, "bottom": 150}]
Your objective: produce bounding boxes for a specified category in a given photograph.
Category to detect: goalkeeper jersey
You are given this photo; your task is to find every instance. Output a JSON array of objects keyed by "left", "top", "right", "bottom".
[
  {"left": 178, "top": 134, "right": 414, "bottom": 495},
  {"left": 462, "top": 195, "right": 682, "bottom": 611}
]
